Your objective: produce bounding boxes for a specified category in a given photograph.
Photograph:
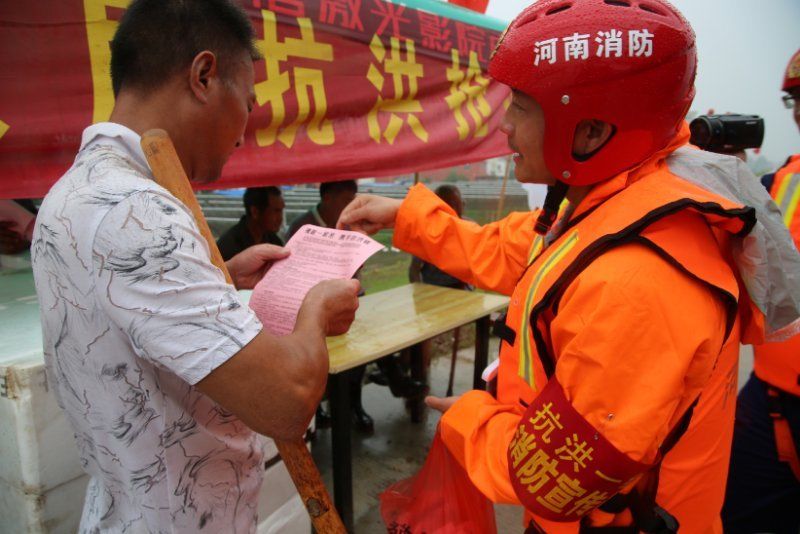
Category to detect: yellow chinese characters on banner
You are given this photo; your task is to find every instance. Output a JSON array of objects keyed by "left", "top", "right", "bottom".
[
  {"left": 446, "top": 50, "right": 491, "bottom": 140},
  {"left": 0, "top": 0, "right": 513, "bottom": 199},
  {"left": 84, "top": 0, "right": 127, "bottom": 124},
  {"left": 254, "top": 11, "right": 334, "bottom": 148},
  {"left": 367, "top": 35, "right": 428, "bottom": 145}
]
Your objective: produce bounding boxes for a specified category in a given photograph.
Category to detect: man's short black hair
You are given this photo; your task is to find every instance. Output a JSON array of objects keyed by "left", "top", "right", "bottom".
[
  {"left": 320, "top": 180, "right": 358, "bottom": 198},
  {"left": 244, "top": 187, "right": 282, "bottom": 212},
  {"left": 110, "top": 0, "right": 261, "bottom": 96}
]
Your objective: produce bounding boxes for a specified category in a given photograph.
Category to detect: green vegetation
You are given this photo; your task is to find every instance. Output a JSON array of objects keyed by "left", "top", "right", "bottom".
[
  {"left": 360, "top": 229, "right": 409, "bottom": 294},
  {"left": 361, "top": 249, "right": 413, "bottom": 294},
  {"left": 445, "top": 170, "right": 464, "bottom": 183}
]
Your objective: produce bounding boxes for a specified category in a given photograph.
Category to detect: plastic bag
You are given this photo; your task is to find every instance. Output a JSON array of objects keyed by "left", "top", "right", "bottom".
[{"left": 380, "top": 429, "right": 498, "bottom": 534}]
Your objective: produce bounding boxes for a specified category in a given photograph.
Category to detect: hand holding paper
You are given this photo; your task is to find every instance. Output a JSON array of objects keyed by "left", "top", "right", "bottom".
[
  {"left": 226, "top": 243, "right": 290, "bottom": 290},
  {"left": 300, "top": 279, "right": 362, "bottom": 337},
  {"left": 249, "top": 225, "right": 383, "bottom": 335}
]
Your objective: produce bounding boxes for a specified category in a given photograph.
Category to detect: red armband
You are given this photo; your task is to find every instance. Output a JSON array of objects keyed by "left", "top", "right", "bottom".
[{"left": 508, "top": 377, "right": 649, "bottom": 522}]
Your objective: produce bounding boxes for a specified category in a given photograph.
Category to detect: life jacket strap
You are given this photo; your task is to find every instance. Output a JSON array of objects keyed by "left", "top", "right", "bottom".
[{"left": 767, "top": 387, "right": 800, "bottom": 481}]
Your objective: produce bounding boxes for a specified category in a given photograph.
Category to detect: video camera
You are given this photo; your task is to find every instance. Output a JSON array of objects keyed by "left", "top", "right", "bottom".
[{"left": 689, "top": 114, "right": 765, "bottom": 154}]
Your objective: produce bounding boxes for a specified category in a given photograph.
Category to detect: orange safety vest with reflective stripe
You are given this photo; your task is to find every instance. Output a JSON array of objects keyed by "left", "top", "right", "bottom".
[
  {"left": 754, "top": 154, "right": 800, "bottom": 397},
  {"left": 507, "top": 171, "right": 752, "bottom": 532},
  {"left": 394, "top": 141, "right": 764, "bottom": 532},
  {"left": 771, "top": 155, "right": 800, "bottom": 248}
]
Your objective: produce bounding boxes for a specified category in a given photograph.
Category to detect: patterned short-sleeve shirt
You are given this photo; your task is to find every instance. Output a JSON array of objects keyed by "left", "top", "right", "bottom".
[{"left": 31, "top": 123, "right": 264, "bottom": 533}]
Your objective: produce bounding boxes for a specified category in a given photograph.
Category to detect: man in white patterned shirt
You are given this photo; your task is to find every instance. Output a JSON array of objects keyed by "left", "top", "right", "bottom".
[{"left": 30, "top": 1, "right": 359, "bottom": 531}]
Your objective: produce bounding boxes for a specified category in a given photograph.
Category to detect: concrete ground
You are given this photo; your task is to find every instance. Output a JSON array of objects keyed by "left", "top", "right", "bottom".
[{"left": 311, "top": 336, "right": 756, "bottom": 533}]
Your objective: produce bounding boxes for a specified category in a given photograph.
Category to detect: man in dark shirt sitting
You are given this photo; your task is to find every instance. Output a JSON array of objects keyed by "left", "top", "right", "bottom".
[
  {"left": 287, "top": 180, "right": 357, "bottom": 237},
  {"left": 408, "top": 185, "right": 470, "bottom": 290},
  {"left": 217, "top": 186, "right": 285, "bottom": 260},
  {"left": 286, "top": 180, "right": 374, "bottom": 431}
]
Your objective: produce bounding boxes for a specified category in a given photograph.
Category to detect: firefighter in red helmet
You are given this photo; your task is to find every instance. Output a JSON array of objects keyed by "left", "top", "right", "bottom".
[
  {"left": 782, "top": 48, "right": 800, "bottom": 134},
  {"left": 722, "top": 48, "right": 800, "bottom": 534},
  {"left": 340, "top": 1, "right": 800, "bottom": 532}
]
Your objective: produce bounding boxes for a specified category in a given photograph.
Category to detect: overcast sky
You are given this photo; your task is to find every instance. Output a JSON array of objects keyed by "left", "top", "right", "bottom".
[{"left": 480, "top": 0, "right": 799, "bottom": 168}]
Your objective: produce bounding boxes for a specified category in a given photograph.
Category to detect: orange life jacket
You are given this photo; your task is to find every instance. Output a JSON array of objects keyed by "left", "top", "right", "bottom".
[
  {"left": 399, "top": 149, "right": 765, "bottom": 532},
  {"left": 394, "top": 133, "right": 798, "bottom": 532},
  {"left": 496, "top": 155, "right": 753, "bottom": 531},
  {"left": 754, "top": 155, "right": 800, "bottom": 397},
  {"left": 770, "top": 154, "right": 800, "bottom": 249},
  {"left": 503, "top": 172, "right": 748, "bottom": 406}
]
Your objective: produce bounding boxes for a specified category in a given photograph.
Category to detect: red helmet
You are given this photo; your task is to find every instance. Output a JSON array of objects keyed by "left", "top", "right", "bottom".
[
  {"left": 490, "top": 0, "right": 697, "bottom": 186},
  {"left": 783, "top": 49, "right": 800, "bottom": 92}
]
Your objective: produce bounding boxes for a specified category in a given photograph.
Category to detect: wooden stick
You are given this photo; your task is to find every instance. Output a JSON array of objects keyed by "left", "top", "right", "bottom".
[{"left": 140, "top": 129, "right": 346, "bottom": 534}]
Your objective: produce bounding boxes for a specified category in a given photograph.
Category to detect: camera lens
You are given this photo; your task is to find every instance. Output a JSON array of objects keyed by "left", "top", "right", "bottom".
[{"left": 689, "top": 118, "right": 713, "bottom": 150}]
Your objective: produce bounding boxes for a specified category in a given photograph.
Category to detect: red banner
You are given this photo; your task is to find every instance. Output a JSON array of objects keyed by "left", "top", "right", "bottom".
[{"left": 0, "top": 0, "right": 510, "bottom": 199}]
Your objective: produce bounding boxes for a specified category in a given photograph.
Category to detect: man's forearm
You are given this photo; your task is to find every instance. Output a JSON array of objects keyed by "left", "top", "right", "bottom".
[
  {"left": 252, "top": 328, "right": 328, "bottom": 440},
  {"left": 196, "top": 329, "right": 328, "bottom": 441},
  {"left": 202, "top": 279, "right": 355, "bottom": 439}
]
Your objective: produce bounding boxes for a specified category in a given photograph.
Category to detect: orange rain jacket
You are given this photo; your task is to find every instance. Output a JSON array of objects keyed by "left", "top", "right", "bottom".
[
  {"left": 393, "top": 128, "right": 778, "bottom": 533},
  {"left": 754, "top": 155, "right": 800, "bottom": 397}
]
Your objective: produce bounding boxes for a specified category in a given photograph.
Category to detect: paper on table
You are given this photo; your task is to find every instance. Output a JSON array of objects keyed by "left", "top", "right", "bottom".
[{"left": 249, "top": 224, "right": 384, "bottom": 335}]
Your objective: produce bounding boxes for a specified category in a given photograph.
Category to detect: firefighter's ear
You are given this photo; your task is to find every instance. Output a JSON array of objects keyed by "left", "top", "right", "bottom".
[{"left": 573, "top": 120, "right": 614, "bottom": 159}]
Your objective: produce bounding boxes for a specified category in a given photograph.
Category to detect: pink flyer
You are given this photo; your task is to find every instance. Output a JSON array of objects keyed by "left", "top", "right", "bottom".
[{"left": 249, "top": 225, "right": 383, "bottom": 335}]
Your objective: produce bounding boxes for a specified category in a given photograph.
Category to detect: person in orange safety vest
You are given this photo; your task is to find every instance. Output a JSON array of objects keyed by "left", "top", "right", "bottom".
[
  {"left": 722, "top": 48, "right": 800, "bottom": 534},
  {"left": 339, "top": 2, "right": 800, "bottom": 532}
]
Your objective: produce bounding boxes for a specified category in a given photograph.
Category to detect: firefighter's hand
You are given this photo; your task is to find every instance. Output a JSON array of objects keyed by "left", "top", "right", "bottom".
[
  {"left": 336, "top": 195, "right": 402, "bottom": 235},
  {"left": 425, "top": 395, "right": 461, "bottom": 413}
]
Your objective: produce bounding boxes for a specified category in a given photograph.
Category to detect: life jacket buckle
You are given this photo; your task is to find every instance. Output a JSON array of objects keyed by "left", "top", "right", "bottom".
[
  {"left": 649, "top": 505, "right": 680, "bottom": 534},
  {"left": 766, "top": 387, "right": 784, "bottom": 419},
  {"left": 491, "top": 312, "right": 517, "bottom": 346}
]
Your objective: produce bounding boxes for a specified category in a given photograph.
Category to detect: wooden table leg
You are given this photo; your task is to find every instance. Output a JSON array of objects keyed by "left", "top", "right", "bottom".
[
  {"left": 474, "top": 315, "right": 490, "bottom": 390},
  {"left": 409, "top": 342, "right": 426, "bottom": 423},
  {"left": 329, "top": 371, "right": 354, "bottom": 532}
]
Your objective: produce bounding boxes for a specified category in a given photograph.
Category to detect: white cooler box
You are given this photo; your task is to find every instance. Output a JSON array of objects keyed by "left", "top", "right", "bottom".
[{"left": 0, "top": 271, "right": 310, "bottom": 533}]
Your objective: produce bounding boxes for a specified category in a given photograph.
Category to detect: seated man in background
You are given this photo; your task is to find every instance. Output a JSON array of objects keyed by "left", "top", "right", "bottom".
[
  {"left": 288, "top": 180, "right": 427, "bottom": 430},
  {"left": 405, "top": 184, "right": 471, "bottom": 398},
  {"left": 409, "top": 185, "right": 470, "bottom": 290},
  {"left": 287, "top": 180, "right": 373, "bottom": 431},
  {"left": 217, "top": 186, "right": 285, "bottom": 260},
  {"left": 287, "top": 180, "right": 356, "bottom": 237}
]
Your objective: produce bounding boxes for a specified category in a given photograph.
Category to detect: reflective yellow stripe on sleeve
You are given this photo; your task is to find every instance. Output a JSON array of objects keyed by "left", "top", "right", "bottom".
[{"left": 778, "top": 173, "right": 800, "bottom": 227}]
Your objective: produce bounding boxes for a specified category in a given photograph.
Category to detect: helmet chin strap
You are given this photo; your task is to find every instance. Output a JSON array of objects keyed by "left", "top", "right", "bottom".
[{"left": 534, "top": 180, "right": 569, "bottom": 235}]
